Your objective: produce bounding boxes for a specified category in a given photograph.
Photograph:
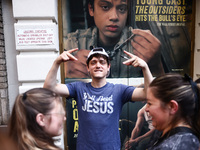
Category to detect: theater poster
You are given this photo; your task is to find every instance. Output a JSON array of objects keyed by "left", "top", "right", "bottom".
[{"left": 60, "top": 0, "right": 194, "bottom": 149}]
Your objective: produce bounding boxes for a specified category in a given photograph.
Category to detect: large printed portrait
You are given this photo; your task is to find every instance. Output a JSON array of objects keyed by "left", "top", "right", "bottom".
[{"left": 61, "top": 0, "right": 194, "bottom": 149}]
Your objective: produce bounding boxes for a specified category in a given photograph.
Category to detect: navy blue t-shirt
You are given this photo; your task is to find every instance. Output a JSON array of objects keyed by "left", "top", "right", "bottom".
[{"left": 66, "top": 82, "right": 135, "bottom": 150}]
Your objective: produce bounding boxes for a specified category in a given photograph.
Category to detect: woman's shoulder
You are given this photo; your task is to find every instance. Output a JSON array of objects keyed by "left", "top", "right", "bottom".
[
  {"left": 148, "top": 127, "right": 199, "bottom": 150},
  {"left": 160, "top": 128, "right": 199, "bottom": 150}
]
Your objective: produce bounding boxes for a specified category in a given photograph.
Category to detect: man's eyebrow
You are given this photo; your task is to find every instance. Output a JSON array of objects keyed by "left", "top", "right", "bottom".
[
  {"left": 97, "top": 0, "right": 112, "bottom": 7},
  {"left": 120, "top": 0, "right": 128, "bottom": 4},
  {"left": 98, "top": 0, "right": 127, "bottom": 5}
]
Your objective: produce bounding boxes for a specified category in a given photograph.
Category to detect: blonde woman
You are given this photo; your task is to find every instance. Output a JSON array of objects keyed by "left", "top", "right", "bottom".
[{"left": 8, "top": 88, "right": 66, "bottom": 150}]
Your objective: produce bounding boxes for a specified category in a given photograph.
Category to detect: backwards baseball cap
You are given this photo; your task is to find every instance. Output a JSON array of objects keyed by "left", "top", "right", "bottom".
[{"left": 87, "top": 47, "right": 109, "bottom": 62}]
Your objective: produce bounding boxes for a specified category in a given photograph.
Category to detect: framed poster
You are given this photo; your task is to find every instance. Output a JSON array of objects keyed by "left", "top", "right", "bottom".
[
  {"left": 60, "top": 0, "right": 194, "bottom": 149},
  {"left": 132, "top": 0, "right": 194, "bottom": 76}
]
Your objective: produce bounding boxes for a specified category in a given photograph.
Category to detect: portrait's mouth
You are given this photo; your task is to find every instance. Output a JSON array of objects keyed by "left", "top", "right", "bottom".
[{"left": 106, "top": 25, "right": 119, "bottom": 32}]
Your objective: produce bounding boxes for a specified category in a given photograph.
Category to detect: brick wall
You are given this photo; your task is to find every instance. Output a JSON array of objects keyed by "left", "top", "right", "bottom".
[{"left": 0, "top": 0, "right": 9, "bottom": 125}]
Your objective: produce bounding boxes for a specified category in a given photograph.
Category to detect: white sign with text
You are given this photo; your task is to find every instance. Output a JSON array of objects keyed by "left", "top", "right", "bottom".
[
  {"left": 14, "top": 23, "right": 58, "bottom": 51},
  {"left": 16, "top": 28, "right": 54, "bottom": 46}
]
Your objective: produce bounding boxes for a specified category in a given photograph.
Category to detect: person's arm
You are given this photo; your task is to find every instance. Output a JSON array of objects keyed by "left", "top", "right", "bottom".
[
  {"left": 124, "top": 107, "right": 145, "bottom": 150},
  {"left": 122, "top": 50, "right": 153, "bottom": 101},
  {"left": 43, "top": 48, "right": 78, "bottom": 97},
  {"left": 131, "top": 106, "right": 145, "bottom": 139},
  {"left": 134, "top": 128, "right": 155, "bottom": 143},
  {"left": 125, "top": 105, "right": 153, "bottom": 150},
  {"left": 125, "top": 129, "right": 155, "bottom": 150}
]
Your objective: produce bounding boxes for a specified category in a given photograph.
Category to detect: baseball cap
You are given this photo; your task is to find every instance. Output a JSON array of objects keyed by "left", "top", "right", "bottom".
[{"left": 87, "top": 47, "right": 109, "bottom": 61}]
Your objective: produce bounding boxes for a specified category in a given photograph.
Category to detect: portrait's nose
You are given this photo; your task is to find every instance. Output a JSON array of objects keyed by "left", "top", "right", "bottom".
[{"left": 109, "top": 8, "right": 119, "bottom": 21}]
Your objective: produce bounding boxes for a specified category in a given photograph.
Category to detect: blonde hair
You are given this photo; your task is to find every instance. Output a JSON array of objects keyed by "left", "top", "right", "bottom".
[{"left": 8, "top": 88, "right": 63, "bottom": 150}]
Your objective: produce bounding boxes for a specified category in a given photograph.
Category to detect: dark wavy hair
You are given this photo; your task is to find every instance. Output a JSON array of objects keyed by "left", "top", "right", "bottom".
[{"left": 149, "top": 73, "right": 200, "bottom": 139}]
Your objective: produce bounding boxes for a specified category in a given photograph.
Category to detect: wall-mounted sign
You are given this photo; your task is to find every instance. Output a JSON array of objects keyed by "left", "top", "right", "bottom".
[{"left": 16, "top": 28, "right": 54, "bottom": 46}]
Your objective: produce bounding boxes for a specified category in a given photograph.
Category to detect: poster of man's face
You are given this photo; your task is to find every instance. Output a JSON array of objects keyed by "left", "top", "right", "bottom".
[{"left": 62, "top": 0, "right": 193, "bottom": 79}]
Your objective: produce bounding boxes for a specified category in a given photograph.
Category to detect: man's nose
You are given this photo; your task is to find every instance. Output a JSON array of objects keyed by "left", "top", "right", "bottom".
[{"left": 96, "top": 61, "right": 101, "bottom": 67}]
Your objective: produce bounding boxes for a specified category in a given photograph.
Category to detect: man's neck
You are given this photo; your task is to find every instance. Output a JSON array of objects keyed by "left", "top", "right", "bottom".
[{"left": 91, "top": 78, "right": 107, "bottom": 88}]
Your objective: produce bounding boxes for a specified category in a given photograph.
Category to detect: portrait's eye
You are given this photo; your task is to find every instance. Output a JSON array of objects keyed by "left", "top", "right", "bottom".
[
  {"left": 118, "top": 5, "right": 127, "bottom": 14},
  {"left": 169, "top": 33, "right": 180, "bottom": 38},
  {"left": 102, "top": 5, "right": 109, "bottom": 11},
  {"left": 99, "top": 1, "right": 112, "bottom": 11}
]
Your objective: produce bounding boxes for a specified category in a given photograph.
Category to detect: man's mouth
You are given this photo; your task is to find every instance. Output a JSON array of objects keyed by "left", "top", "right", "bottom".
[{"left": 94, "top": 70, "right": 103, "bottom": 72}]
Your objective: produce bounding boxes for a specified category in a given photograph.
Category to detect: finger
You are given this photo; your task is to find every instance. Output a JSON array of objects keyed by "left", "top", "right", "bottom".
[
  {"left": 63, "top": 51, "right": 78, "bottom": 61},
  {"left": 61, "top": 52, "right": 77, "bottom": 61},
  {"left": 68, "top": 53, "right": 78, "bottom": 61},
  {"left": 132, "top": 29, "right": 160, "bottom": 44},
  {"left": 132, "top": 36, "right": 159, "bottom": 58},
  {"left": 123, "top": 50, "right": 135, "bottom": 58},
  {"left": 123, "top": 51, "right": 137, "bottom": 63},
  {"left": 62, "top": 48, "right": 79, "bottom": 61},
  {"left": 132, "top": 61, "right": 139, "bottom": 67},
  {"left": 125, "top": 144, "right": 131, "bottom": 150},
  {"left": 132, "top": 57, "right": 140, "bottom": 66},
  {"left": 67, "top": 48, "right": 79, "bottom": 53},
  {"left": 132, "top": 35, "right": 150, "bottom": 50},
  {"left": 123, "top": 59, "right": 134, "bottom": 65}
]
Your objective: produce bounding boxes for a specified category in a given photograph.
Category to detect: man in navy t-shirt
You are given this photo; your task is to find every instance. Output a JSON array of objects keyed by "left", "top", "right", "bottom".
[{"left": 44, "top": 47, "right": 153, "bottom": 150}]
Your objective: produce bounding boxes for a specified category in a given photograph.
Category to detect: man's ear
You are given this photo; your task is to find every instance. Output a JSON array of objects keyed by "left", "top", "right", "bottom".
[
  {"left": 87, "top": 65, "right": 90, "bottom": 71},
  {"left": 168, "top": 100, "right": 179, "bottom": 115},
  {"left": 108, "top": 64, "right": 111, "bottom": 72},
  {"left": 88, "top": 3, "right": 94, "bottom": 16},
  {"left": 36, "top": 113, "right": 46, "bottom": 127}
]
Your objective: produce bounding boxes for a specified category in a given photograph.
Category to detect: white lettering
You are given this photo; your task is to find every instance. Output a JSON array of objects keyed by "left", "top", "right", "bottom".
[{"left": 82, "top": 100, "right": 114, "bottom": 114}]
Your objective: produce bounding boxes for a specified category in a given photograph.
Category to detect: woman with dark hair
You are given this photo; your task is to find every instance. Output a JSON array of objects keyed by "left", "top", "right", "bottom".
[
  {"left": 8, "top": 88, "right": 66, "bottom": 150},
  {"left": 146, "top": 73, "right": 200, "bottom": 150}
]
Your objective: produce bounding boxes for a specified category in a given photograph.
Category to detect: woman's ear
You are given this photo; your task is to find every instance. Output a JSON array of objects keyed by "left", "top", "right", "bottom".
[
  {"left": 168, "top": 100, "right": 179, "bottom": 115},
  {"left": 36, "top": 113, "right": 46, "bottom": 127}
]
